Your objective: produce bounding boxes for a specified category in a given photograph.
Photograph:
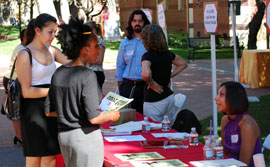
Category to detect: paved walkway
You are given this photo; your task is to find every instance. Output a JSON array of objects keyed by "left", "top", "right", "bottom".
[{"left": 0, "top": 53, "right": 270, "bottom": 166}]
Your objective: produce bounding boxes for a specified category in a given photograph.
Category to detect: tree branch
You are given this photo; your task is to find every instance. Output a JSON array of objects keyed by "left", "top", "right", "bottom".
[{"left": 91, "top": 0, "right": 107, "bottom": 18}]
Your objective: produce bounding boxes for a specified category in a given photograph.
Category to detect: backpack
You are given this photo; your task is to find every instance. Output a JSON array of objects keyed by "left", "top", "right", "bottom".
[
  {"left": 172, "top": 109, "right": 202, "bottom": 134},
  {"left": 1, "top": 48, "right": 32, "bottom": 120}
]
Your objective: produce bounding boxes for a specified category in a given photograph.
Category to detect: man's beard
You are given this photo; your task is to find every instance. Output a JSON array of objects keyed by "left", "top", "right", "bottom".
[{"left": 133, "top": 26, "right": 142, "bottom": 33}]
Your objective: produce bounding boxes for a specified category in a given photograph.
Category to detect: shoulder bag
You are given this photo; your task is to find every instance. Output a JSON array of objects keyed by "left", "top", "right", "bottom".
[{"left": 1, "top": 47, "right": 32, "bottom": 120}]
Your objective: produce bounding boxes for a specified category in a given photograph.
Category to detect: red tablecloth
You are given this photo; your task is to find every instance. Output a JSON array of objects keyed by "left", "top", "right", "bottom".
[{"left": 56, "top": 112, "right": 204, "bottom": 167}]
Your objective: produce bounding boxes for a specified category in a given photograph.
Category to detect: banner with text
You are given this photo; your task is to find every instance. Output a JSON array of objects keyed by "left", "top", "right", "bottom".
[{"left": 157, "top": 2, "right": 168, "bottom": 42}]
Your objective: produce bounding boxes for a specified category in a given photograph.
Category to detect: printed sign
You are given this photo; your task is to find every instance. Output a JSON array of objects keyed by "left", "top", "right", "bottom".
[
  {"left": 157, "top": 2, "right": 168, "bottom": 42},
  {"left": 142, "top": 8, "right": 153, "bottom": 23},
  {"left": 204, "top": 2, "right": 218, "bottom": 33},
  {"left": 157, "top": 2, "right": 166, "bottom": 28},
  {"left": 267, "top": 0, "right": 270, "bottom": 33}
]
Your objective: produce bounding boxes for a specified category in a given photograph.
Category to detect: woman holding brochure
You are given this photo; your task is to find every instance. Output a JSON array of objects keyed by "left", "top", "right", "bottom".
[{"left": 45, "top": 18, "right": 120, "bottom": 167}]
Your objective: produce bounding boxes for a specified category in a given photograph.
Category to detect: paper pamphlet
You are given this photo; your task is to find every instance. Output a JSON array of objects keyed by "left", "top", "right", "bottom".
[
  {"left": 141, "top": 140, "right": 186, "bottom": 149},
  {"left": 99, "top": 91, "right": 133, "bottom": 113},
  {"left": 152, "top": 132, "right": 189, "bottom": 140},
  {"left": 131, "top": 159, "right": 188, "bottom": 167},
  {"left": 104, "top": 135, "right": 146, "bottom": 142},
  {"left": 115, "top": 152, "right": 165, "bottom": 161},
  {"left": 110, "top": 121, "right": 162, "bottom": 132},
  {"left": 101, "top": 128, "right": 132, "bottom": 136},
  {"left": 189, "top": 158, "right": 247, "bottom": 167}
]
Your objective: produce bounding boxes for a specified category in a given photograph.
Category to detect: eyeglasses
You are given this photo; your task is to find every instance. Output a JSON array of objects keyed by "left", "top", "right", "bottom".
[{"left": 132, "top": 19, "right": 144, "bottom": 24}]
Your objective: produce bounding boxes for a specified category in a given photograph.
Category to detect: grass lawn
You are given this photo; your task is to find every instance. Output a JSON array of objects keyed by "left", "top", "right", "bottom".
[{"left": 0, "top": 38, "right": 20, "bottom": 55}]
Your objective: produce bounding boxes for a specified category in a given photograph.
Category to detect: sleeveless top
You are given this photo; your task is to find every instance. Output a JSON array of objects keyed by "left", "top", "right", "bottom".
[
  {"left": 224, "top": 111, "right": 262, "bottom": 167},
  {"left": 31, "top": 47, "right": 56, "bottom": 86}
]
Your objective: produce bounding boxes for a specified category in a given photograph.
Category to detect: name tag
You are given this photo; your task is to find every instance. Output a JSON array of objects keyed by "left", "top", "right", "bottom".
[
  {"left": 126, "top": 50, "right": 134, "bottom": 56},
  {"left": 231, "top": 134, "right": 239, "bottom": 143}
]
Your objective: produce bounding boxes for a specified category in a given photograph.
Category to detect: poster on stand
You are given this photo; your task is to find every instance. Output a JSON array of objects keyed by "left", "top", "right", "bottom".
[
  {"left": 204, "top": 2, "right": 218, "bottom": 33},
  {"left": 157, "top": 2, "right": 168, "bottom": 42}
]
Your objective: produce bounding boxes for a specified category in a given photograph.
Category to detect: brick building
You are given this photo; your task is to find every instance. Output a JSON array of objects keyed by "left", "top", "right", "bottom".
[{"left": 119, "top": 0, "right": 267, "bottom": 48}]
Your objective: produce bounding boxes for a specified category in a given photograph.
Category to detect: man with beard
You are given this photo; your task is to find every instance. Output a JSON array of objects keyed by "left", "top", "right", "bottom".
[{"left": 116, "top": 9, "right": 150, "bottom": 114}]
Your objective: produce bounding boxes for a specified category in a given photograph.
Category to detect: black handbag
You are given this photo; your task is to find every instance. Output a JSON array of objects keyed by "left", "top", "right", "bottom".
[{"left": 2, "top": 48, "right": 32, "bottom": 120}]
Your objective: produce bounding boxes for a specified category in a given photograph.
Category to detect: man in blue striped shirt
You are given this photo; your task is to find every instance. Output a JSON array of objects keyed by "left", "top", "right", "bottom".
[{"left": 116, "top": 9, "right": 150, "bottom": 114}]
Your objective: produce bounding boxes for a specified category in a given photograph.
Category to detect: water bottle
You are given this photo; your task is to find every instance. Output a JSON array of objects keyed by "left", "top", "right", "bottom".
[
  {"left": 162, "top": 115, "right": 170, "bottom": 131},
  {"left": 142, "top": 117, "right": 150, "bottom": 133},
  {"left": 189, "top": 127, "right": 199, "bottom": 146},
  {"left": 214, "top": 139, "right": 224, "bottom": 159},
  {"left": 203, "top": 139, "right": 215, "bottom": 160}
]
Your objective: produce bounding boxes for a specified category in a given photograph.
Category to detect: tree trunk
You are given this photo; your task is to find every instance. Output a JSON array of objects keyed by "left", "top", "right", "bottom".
[
  {"left": 53, "top": 0, "right": 61, "bottom": 18},
  {"left": 68, "top": 0, "right": 107, "bottom": 21},
  {"left": 69, "top": 0, "right": 87, "bottom": 20},
  {"left": 2, "top": 1, "right": 11, "bottom": 22},
  {"left": 30, "top": 0, "right": 34, "bottom": 19},
  {"left": 247, "top": 0, "right": 266, "bottom": 49}
]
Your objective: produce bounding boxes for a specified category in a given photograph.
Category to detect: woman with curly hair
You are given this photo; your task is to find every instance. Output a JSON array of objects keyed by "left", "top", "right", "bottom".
[
  {"left": 45, "top": 18, "right": 120, "bottom": 167},
  {"left": 141, "top": 24, "right": 187, "bottom": 125}
]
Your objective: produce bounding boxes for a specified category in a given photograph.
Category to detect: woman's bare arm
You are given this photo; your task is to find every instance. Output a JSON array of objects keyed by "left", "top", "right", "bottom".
[
  {"left": 171, "top": 55, "right": 187, "bottom": 78},
  {"left": 50, "top": 46, "right": 70, "bottom": 64},
  {"left": 239, "top": 115, "right": 260, "bottom": 165}
]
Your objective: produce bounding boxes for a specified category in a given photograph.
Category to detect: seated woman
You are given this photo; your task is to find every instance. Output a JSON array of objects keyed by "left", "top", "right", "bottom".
[
  {"left": 141, "top": 24, "right": 187, "bottom": 125},
  {"left": 45, "top": 18, "right": 120, "bottom": 167},
  {"left": 215, "top": 81, "right": 262, "bottom": 167}
]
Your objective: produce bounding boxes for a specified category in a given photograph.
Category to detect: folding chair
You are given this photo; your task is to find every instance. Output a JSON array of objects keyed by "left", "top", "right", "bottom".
[
  {"left": 262, "top": 134, "right": 270, "bottom": 152},
  {"left": 172, "top": 93, "right": 186, "bottom": 125}
]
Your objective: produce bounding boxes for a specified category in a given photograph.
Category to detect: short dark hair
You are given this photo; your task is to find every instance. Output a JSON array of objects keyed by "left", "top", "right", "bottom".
[
  {"left": 126, "top": 9, "right": 150, "bottom": 40},
  {"left": 26, "top": 13, "right": 57, "bottom": 45},
  {"left": 141, "top": 24, "right": 168, "bottom": 52},
  {"left": 56, "top": 17, "right": 97, "bottom": 59},
  {"left": 220, "top": 81, "right": 249, "bottom": 115}
]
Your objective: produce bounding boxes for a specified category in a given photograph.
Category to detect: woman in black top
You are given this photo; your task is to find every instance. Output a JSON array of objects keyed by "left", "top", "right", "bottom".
[
  {"left": 45, "top": 18, "right": 120, "bottom": 167},
  {"left": 141, "top": 24, "right": 187, "bottom": 125}
]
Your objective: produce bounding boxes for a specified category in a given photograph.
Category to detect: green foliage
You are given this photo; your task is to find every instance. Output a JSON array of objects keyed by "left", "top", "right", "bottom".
[
  {"left": 0, "top": 26, "right": 22, "bottom": 37},
  {"left": 199, "top": 95, "right": 270, "bottom": 166},
  {"left": 167, "top": 30, "right": 188, "bottom": 48},
  {"left": 105, "top": 41, "right": 121, "bottom": 50}
]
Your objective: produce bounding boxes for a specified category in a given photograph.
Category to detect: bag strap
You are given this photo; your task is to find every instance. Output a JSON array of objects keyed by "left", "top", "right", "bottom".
[{"left": 9, "top": 47, "right": 32, "bottom": 81}]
